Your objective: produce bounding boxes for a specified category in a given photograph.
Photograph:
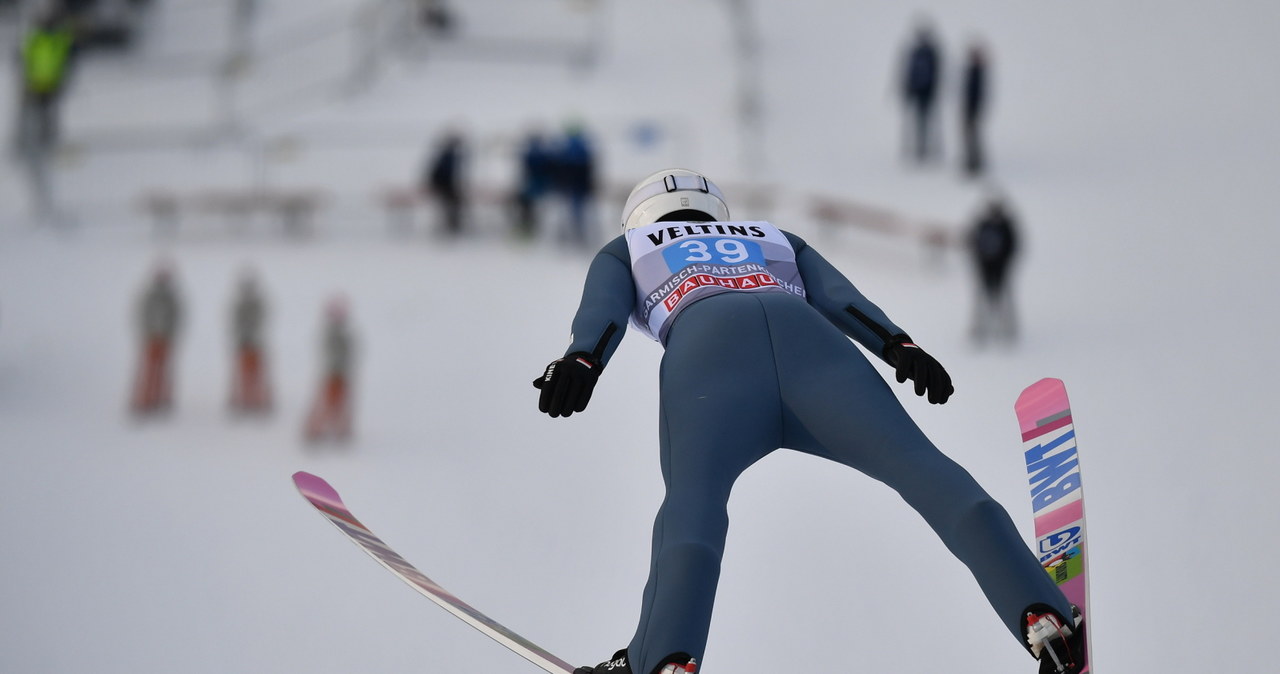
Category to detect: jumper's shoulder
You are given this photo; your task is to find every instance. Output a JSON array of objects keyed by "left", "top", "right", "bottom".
[
  {"left": 780, "top": 229, "right": 809, "bottom": 252},
  {"left": 597, "top": 234, "right": 629, "bottom": 262}
]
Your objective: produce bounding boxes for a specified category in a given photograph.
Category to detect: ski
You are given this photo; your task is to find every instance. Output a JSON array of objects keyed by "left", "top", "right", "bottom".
[
  {"left": 292, "top": 471, "right": 575, "bottom": 673},
  {"left": 1015, "top": 379, "right": 1092, "bottom": 673}
]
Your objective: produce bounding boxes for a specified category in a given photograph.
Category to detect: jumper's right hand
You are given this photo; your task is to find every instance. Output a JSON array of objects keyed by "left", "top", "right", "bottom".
[
  {"left": 533, "top": 352, "right": 601, "bottom": 418},
  {"left": 884, "top": 336, "right": 954, "bottom": 405}
]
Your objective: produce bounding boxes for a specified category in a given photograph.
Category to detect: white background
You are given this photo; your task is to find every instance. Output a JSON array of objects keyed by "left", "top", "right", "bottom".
[{"left": 2, "top": 1, "right": 1277, "bottom": 672}]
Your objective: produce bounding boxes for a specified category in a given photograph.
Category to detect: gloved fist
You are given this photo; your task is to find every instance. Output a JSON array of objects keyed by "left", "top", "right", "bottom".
[
  {"left": 884, "top": 335, "right": 954, "bottom": 404},
  {"left": 533, "top": 352, "right": 601, "bottom": 418}
]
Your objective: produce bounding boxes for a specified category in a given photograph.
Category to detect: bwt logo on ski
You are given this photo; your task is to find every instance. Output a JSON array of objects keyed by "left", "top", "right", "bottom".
[
  {"left": 1039, "top": 525, "right": 1082, "bottom": 562},
  {"left": 661, "top": 272, "right": 780, "bottom": 311},
  {"left": 1025, "top": 427, "right": 1080, "bottom": 513}
]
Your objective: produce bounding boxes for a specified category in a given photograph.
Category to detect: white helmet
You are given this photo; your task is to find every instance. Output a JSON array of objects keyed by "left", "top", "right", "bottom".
[{"left": 621, "top": 168, "right": 730, "bottom": 232}]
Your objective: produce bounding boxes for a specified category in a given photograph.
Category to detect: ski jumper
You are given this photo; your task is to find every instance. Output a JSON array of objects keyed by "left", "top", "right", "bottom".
[{"left": 561, "top": 222, "right": 1071, "bottom": 674}]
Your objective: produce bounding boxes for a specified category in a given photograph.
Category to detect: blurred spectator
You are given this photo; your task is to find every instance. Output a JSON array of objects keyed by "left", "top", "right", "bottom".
[
  {"left": 418, "top": 0, "right": 455, "bottom": 36},
  {"left": 967, "top": 196, "right": 1020, "bottom": 345},
  {"left": 552, "top": 121, "right": 597, "bottom": 248},
  {"left": 58, "top": 0, "right": 147, "bottom": 50},
  {"left": 16, "top": 9, "right": 76, "bottom": 151},
  {"left": 513, "top": 129, "right": 553, "bottom": 239},
  {"left": 304, "top": 296, "right": 356, "bottom": 443},
  {"left": 131, "top": 260, "right": 183, "bottom": 416},
  {"left": 421, "top": 131, "right": 467, "bottom": 236},
  {"left": 898, "top": 19, "right": 943, "bottom": 163},
  {"left": 13, "top": 9, "right": 77, "bottom": 220},
  {"left": 960, "top": 40, "right": 990, "bottom": 177},
  {"left": 229, "top": 268, "right": 271, "bottom": 414}
]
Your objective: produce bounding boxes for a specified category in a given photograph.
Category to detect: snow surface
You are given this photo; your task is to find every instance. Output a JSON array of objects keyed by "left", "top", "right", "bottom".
[{"left": 2, "top": 1, "right": 1278, "bottom": 672}]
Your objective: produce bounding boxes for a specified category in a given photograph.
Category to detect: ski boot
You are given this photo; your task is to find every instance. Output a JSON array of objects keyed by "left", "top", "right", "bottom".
[
  {"left": 1025, "top": 604, "right": 1086, "bottom": 673},
  {"left": 574, "top": 648, "right": 697, "bottom": 674}
]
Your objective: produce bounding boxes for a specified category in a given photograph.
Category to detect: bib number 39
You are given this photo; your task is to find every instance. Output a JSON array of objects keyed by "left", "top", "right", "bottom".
[{"left": 664, "top": 238, "right": 764, "bottom": 270}]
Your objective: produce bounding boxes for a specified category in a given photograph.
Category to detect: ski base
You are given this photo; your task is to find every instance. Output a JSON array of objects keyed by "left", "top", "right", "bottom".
[{"left": 293, "top": 471, "right": 574, "bottom": 673}]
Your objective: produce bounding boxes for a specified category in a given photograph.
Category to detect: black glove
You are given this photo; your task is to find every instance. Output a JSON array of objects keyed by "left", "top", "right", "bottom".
[
  {"left": 533, "top": 352, "right": 601, "bottom": 418},
  {"left": 884, "top": 335, "right": 953, "bottom": 404}
]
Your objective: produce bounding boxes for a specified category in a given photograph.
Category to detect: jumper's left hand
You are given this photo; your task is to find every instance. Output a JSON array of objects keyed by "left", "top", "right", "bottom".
[
  {"left": 885, "top": 338, "right": 954, "bottom": 404},
  {"left": 533, "top": 352, "right": 601, "bottom": 418}
]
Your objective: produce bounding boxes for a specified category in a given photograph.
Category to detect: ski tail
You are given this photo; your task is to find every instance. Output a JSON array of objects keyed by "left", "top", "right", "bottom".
[
  {"left": 292, "top": 471, "right": 575, "bottom": 673},
  {"left": 1016, "top": 378, "right": 1092, "bottom": 673}
]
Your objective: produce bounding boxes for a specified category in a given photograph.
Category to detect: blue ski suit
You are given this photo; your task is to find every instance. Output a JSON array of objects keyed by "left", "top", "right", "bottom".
[{"left": 554, "top": 223, "right": 1070, "bottom": 674}]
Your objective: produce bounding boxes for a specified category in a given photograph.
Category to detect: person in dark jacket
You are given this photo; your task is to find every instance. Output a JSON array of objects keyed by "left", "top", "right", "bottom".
[
  {"left": 422, "top": 131, "right": 466, "bottom": 236},
  {"left": 513, "top": 130, "right": 553, "bottom": 239},
  {"left": 968, "top": 196, "right": 1020, "bottom": 345},
  {"left": 899, "top": 21, "right": 943, "bottom": 162},
  {"left": 552, "top": 122, "right": 597, "bottom": 248},
  {"left": 960, "top": 40, "right": 991, "bottom": 176}
]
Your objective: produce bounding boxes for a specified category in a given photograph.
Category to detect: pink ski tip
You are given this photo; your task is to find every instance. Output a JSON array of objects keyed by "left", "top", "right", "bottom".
[
  {"left": 292, "top": 471, "right": 346, "bottom": 510},
  {"left": 1014, "top": 378, "right": 1070, "bottom": 435}
]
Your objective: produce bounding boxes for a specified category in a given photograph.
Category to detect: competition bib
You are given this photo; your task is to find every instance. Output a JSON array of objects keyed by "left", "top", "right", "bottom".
[{"left": 625, "top": 221, "right": 806, "bottom": 343}]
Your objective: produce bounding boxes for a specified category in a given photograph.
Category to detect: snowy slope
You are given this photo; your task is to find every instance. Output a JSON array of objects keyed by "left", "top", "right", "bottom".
[{"left": 2, "top": 1, "right": 1279, "bottom": 673}]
